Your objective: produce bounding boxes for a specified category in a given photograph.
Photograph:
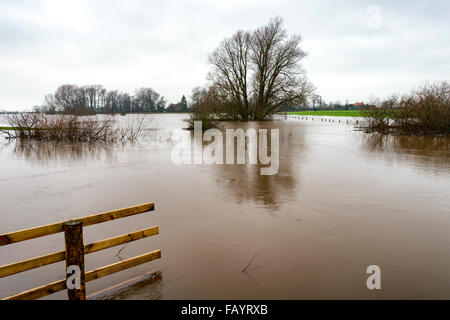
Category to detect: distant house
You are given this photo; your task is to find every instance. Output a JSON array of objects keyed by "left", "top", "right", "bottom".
[{"left": 353, "top": 102, "right": 364, "bottom": 108}]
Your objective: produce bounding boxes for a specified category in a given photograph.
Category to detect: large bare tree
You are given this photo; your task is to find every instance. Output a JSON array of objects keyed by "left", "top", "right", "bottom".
[
  {"left": 250, "top": 17, "right": 310, "bottom": 119},
  {"left": 207, "top": 17, "right": 313, "bottom": 120},
  {"left": 208, "top": 30, "right": 252, "bottom": 120}
]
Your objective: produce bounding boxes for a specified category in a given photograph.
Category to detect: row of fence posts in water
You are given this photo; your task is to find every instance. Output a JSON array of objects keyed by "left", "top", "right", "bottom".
[{"left": 285, "top": 115, "right": 360, "bottom": 126}]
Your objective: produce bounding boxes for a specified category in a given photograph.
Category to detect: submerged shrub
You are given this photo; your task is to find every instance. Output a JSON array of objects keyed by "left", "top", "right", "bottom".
[
  {"left": 184, "top": 110, "right": 219, "bottom": 131},
  {"left": 362, "top": 96, "right": 397, "bottom": 133},
  {"left": 184, "top": 86, "right": 219, "bottom": 130},
  {"left": 3, "top": 113, "right": 151, "bottom": 142},
  {"left": 362, "top": 81, "right": 450, "bottom": 135}
]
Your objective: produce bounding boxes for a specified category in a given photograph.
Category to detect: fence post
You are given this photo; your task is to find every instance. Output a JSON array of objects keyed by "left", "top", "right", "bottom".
[{"left": 63, "top": 220, "right": 86, "bottom": 300}]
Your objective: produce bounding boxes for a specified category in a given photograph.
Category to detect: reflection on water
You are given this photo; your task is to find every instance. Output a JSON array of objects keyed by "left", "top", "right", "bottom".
[
  {"left": 362, "top": 133, "right": 450, "bottom": 171},
  {"left": 88, "top": 271, "right": 162, "bottom": 300},
  {"left": 7, "top": 140, "right": 118, "bottom": 163},
  {"left": 208, "top": 121, "right": 302, "bottom": 211},
  {"left": 0, "top": 114, "right": 449, "bottom": 299},
  {"left": 1, "top": 126, "right": 173, "bottom": 166}
]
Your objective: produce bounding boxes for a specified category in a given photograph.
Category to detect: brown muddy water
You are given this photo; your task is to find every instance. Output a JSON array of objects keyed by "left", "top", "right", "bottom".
[{"left": 0, "top": 114, "right": 449, "bottom": 299}]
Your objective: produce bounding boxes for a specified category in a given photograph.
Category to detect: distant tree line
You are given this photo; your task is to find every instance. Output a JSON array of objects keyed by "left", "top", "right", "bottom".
[
  {"left": 166, "top": 95, "right": 188, "bottom": 113},
  {"left": 284, "top": 102, "right": 371, "bottom": 112},
  {"left": 0, "top": 110, "right": 21, "bottom": 114},
  {"left": 40, "top": 84, "right": 188, "bottom": 114},
  {"left": 283, "top": 93, "right": 371, "bottom": 112}
]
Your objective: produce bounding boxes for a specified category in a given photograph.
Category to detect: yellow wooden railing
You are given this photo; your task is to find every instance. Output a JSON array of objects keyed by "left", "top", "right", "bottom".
[{"left": 0, "top": 202, "right": 161, "bottom": 300}]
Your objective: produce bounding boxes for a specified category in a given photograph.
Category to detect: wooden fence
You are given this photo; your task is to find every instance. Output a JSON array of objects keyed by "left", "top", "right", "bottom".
[{"left": 0, "top": 202, "right": 161, "bottom": 300}]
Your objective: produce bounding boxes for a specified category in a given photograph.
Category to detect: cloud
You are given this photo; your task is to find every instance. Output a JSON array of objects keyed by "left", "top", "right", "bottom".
[{"left": 0, "top": 0, "right": 449, "bottom": 110}]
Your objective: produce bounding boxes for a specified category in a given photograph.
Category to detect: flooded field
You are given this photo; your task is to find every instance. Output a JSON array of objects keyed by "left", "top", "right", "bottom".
[{"left": 0, "top": 114, "right": 449, "bottom": 299}]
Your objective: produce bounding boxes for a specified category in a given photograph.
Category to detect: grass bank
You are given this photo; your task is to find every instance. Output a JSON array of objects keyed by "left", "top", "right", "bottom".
[{"left": 286, "top": 110, "right": 365, "bottom": 117}]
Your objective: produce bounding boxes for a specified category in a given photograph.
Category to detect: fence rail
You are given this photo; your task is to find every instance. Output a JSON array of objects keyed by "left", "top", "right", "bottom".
[{"left": 0, "top": 202, "right": 161, "bottom": 300}]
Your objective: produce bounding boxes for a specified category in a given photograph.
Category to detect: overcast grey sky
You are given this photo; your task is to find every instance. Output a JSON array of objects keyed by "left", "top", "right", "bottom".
[{"left": 0, "top": 0, "right": 449, "bottom": 110}]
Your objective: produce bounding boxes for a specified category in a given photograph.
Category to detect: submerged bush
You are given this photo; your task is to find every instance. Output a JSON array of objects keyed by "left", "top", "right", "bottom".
[
  {"left": 2, "top": 113, "right": 151, "bottom": 142},
  {"left": 184, "top": 110, "right": 219, "bottom": 131},
  {"left": 361, "top": 97, "right": 397, "bottom": 133},
  {"left": 184, "top": 86, "right": 219, "bottom": 130},
  {"left": 362, "top": 81, "right": 450, "bottom": 135}
]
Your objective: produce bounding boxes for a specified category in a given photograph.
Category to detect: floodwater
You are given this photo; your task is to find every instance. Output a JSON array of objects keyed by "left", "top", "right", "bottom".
[{"left": 0, "top": 114, "right": 449, "bottom": 299}]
